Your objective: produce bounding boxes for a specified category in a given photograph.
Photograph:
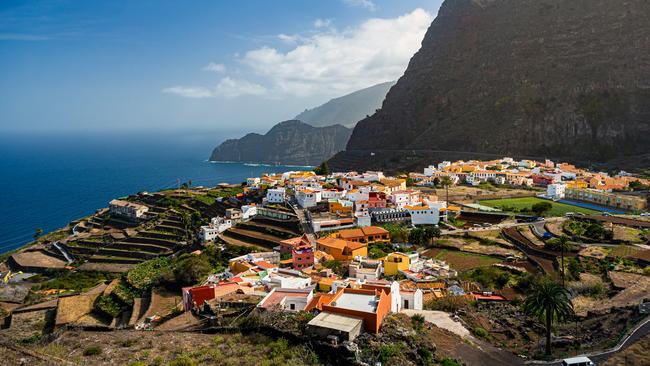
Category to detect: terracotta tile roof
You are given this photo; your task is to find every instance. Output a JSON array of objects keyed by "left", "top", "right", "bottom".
[
  {"left": 347, "top": 242, "right": 367, "bottom": 251},
  {"left": 361, "top": 226, "right": 389, "bottom": 236},
  {"left": 255, "top": 261, "right": 276, "bottom": 270},
  {"left": 317, "top": 237, "right": 347, "bottom": 250},
  {"left": 338, "top": 228, "right": 364, "bottom": 239}
]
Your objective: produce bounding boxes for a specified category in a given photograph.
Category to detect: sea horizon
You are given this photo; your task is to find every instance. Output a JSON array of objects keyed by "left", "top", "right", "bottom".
[{"left": 0, "top": 130, "right": 310, "bottom": 254}]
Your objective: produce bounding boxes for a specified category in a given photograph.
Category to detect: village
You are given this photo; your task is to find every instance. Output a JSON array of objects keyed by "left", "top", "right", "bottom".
[{"left": 1, "top": 157, "right": 649, "bottom": 366}]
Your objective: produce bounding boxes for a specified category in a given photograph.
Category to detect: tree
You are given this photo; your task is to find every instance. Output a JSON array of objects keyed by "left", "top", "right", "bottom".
[
  {"left": 313, "top": 162, "right": 331, "bottom": 176},
  {"left": 532, "top": 201, "right": 553, "bottom": 216},
  {"left": 409, "top": 226, "right": 441, "bottom": 246},
  {"left": 33, "top": 228, "right": 43, "bottom": 241},
  {"left": 163, "top": 254, "right": 212, "bottom": 287},
  {"left": 522, "top": 279, "right": 574, "bottom": 355},
  {"left": 440, "top": 176, "right": 453, "bottom": 203}
]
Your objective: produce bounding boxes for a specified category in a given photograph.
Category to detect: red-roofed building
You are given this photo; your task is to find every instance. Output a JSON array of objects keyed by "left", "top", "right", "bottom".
[
  {"left": 472, "top": 292, "right": 509, "bottom": 302},
  {"left": 368, "top": 192, "right": 387, "bottom": 209},
  {"left": 279, "top": 234, "right": 312, "bottom": 254}
]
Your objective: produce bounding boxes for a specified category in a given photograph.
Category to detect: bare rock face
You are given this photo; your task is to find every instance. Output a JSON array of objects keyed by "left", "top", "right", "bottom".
[
  {"left": 210, "top": 120, "right": 351, "bottom": 166},
  {"left": 330, "top": 0, "right": 650, "bottom": 172}
]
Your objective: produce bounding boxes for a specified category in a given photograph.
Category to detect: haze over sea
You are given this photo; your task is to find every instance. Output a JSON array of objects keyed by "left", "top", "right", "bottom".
[{"left": 0, "top": 131, "right": 309, "bottom": 255}]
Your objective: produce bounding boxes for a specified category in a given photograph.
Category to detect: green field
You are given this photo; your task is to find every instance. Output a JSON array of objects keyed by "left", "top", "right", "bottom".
[{"left": 479, "top": 197, "right": 599, "bottom": 217}]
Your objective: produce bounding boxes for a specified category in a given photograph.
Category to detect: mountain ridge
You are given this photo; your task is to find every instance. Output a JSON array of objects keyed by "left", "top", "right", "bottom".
[
  {"left": 294, "top": 81, "right": 395, "bottom": 128},
  {"left": 329, "top": 0, "right": 650, "bottom": 173},
  {"left": 209, "top": 120, "right": 351, "bottom": 166}
]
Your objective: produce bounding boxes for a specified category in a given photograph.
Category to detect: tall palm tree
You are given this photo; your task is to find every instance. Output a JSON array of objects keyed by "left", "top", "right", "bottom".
[{"left": 523, "top": 279, "right": 574, "bottom": 355}]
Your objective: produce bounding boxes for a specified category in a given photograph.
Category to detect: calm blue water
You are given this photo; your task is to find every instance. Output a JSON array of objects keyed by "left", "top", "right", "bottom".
[{"left": 0, "top": 131, "right": 309, "bottom": 254}]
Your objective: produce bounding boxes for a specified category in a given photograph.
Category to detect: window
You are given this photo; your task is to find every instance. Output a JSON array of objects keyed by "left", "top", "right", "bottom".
[{"left": 290, "top": 303, "right": 295, "bottom": 310}]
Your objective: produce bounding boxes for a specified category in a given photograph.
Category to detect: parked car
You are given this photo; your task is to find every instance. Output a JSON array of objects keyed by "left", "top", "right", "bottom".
[{"left": 640, "top": 212, "right": 650, "bottom": 217}]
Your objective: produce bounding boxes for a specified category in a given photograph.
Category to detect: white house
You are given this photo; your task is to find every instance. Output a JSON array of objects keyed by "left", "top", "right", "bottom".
[
  {"left": 344, "top": 189, "right": 369, "bottom": 203},
  {"left": 321, "top": 189, "right": 347, "bottom": 201},
  {"left": 257, "top": 288, "right": 313, "bottom": 312},
  {"left": 199, "top": 217, "right": 232, "bottom": 241},
  {"left": 547, "top": 183, "right": 567, "bottom": 199},
  {"left": 389, "top": 190, "right": 420, "bottom": 209},
  {"left": 265, "top": 188, "right": 286, "bottom": 204},
  {"left": 262, "top": 269, "right": 312, "bottom": 290},
  {"left": 109, "top": 199, "right": 149, "bottom": 220},
  {"left": 438, "top": 161, "right": 451, "bottom": 171},
  {"left": 199, "top": 226, "right": 220, "bottom": 241},
  {"left": 240, "top": 204, "right": 258, "bottom": 220},
  {"left": 400, "top": 289, "right": 423, "bottom": 310},
  {"left": 246, "top": 177, "right": 261, "bottom": 188},
  {"left": 423, "top": 165, "right": 437, "bottom": 176},
  {"left": 406, "top": 201, "right": 446, "bottom": 226},
  {"left": 296, "top": 189, "right": 322, "bottom": 208}
]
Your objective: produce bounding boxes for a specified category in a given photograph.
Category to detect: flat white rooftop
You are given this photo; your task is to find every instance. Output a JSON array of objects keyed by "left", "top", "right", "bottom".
[
  {"left": 308, "top": 312, "right": 363, "bottom": 332},
  {"left": 332, "top": 292, "right": 377, "bottom": 313}
]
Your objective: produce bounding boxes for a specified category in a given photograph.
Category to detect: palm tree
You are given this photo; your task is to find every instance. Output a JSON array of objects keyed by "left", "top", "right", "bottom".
[
  {"left": 440, "top": 176, "right": 453, "bottom": 203},
  {"left": 522, "top": 278, "right": 574, "bottom": 355}
]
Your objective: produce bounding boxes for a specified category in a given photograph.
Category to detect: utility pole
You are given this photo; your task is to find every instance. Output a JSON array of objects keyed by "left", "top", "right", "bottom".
[{"left": 560, "top": 237, "right": 568, "bottom": 288}]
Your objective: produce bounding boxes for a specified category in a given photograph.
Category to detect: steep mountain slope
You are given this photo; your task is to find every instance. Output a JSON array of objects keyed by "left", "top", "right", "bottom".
[
  {"left": 330, "top": 0, "right": 650, "bottom": 172},
  {"left": 210, "top": 120, "right": 351, "bottom": 166},
  {"left": 294, "top": 81, "right": 395, "bottom": 127}
]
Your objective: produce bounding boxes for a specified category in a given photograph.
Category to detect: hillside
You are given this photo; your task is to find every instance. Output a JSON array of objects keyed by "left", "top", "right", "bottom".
[
  {"left": 329, "top": 0, "right": 650, "bottom": 172},
  {"left": 209, "top": 120, "right": 351, "bottom": 166},
  {"left": 294, "top": 81, "right": 394, "bottom": 128}
]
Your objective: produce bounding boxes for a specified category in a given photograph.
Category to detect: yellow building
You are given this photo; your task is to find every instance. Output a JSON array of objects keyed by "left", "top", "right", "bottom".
[
  {"left": 328, "top": 200, "right": 353, "bottom": 215},
  {"left": 382, "top": 252, "right": 411, "bottom": 276},
  {"left": 229, "top": 260, "right": 254, "bottom": 275},
  {"left": 565, "top": 188, "right": 647, "bottom": 211},
  {"left": 566, "top": 180, "right": 588, "bottom": 189}
]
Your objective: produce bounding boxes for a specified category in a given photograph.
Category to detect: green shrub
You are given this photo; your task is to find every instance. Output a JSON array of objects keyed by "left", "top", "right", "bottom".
[
  {"left": 441, "top": 357, "right": 462, "bottom": 366},
  {"left": 168, "top": 354, "right": 197, "bottom": 366},
  {"left": 473, "top": 327, "right": 489, "bottom": 338},
  {"left": 83, "top": 345, "right": 102, "bottom": 356},
  {"left": 17, "top": 334, "right": 42, "bottom": 345},
  {"left": 378, "top": 343, "right": 403, "bottom": 363},
  {"left": 95, "top": 295, "right": 123, "bottom": 318},
  {"left": 126, "top": 257, "right": 171, "bottom": 290},
  {"left": 411, "top": 314, "right": 425, "bottom": 332}
]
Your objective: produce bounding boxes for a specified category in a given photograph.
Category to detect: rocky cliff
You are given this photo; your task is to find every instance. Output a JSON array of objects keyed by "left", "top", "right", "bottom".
[
  {"left": 294, "top": 81, "right": 394, "bottom": 127},
  {"left": 330, "top": 0, "right": 650, "bottom": 172},
  {"left": 210, "top": 120, "right": 351, "bottom": 166}
]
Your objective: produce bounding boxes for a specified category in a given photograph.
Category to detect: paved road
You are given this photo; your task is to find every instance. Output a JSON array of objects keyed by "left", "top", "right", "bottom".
[
  {"left": 526, "top": 315, "right": 650, "bottom": 365},
  {"left": 287, "top": 198, "right": 316, "bottom": 246},
  {"left": 441, "top": 217, "right": 566, "bottom": 235}
]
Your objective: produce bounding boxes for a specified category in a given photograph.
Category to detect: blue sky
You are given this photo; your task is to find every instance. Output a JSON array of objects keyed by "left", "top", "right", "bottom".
[{"left": 0, "top": 0, "right": 443, "bottom": 136}]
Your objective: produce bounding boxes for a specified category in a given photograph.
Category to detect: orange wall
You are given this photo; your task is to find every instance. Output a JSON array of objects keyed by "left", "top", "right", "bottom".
[{"left": 321, "top": 289, "right": 391, "bottom": 333}]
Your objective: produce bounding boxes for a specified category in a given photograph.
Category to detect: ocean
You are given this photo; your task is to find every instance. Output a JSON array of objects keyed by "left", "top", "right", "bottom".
[{"left": 0, "top": 131, "right": 310, "bottom": 254}]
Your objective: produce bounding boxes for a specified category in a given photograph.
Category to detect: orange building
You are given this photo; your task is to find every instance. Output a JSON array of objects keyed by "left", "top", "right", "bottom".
[
  {"left": 336, "top": 226, "right": 390, "bottom": 244},
  {"left": 318, "top": 288, "right": 392, "bottom": 333},
  {"left": 316, "top": 237, "right": 367, "bottom": 261}
]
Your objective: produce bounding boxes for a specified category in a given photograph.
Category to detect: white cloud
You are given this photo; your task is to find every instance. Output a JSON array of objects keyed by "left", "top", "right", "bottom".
[
  {"left": 342, "top": 0, "right": 376, "bottom": 11},
  {"left": 163, "top": 8, "right": 433, "bottom": 99},
  {"left": 242, "top": 8, "right": 433, "bottom": 96},
  {"left": 162, "top": 86, "right": 214, "bottom": 98},
  {"left": 277, "top": 33, "right": 300, "bottom": 43},
  {"left": 313, "top": 18, "right": 332, "bottom": 28},
  {"left": 203, "top": 62, "right": 226, "bottom": 73},
  {"left": 163, "top": 77, "right": 267, "bottom": 99},
  {"left": 214, "top": 77, "right": 267, "bottom": 98}
]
